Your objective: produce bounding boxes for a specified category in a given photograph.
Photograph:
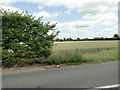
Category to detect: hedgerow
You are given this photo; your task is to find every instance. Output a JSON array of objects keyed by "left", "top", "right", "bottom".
[{"left": 2, "top": 9, "right": 59, "bottom": 67}]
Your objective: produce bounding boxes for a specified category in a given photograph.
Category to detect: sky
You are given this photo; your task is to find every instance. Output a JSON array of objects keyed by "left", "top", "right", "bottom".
[{"left": 0, "top": 0, "right": 119, "bottom": 39}]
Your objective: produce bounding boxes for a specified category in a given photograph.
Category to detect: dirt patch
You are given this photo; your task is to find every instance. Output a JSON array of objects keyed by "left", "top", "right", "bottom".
[
  {"left": 2, "top": 61, "right": 112, "bottom": 75},
  {"left": 2, "top": 63, "right": 86, "bottom": 75},
  {"left": 2, "top": 64, "right": 56, "bottom": 75}
]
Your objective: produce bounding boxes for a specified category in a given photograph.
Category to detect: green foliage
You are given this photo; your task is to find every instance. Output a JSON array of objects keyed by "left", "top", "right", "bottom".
[
  {"left": 15, "top": 56, "right": 45, "bottom": 67},
  {"left": 49, "top": 45, "right": 118, "bottom": 65},
  {"left": 33, "top": 58, "right": 45, "bottom": 64},
  {"left": 48, "top": 53, "right": 86, "bottom": 65},
  {"left": 17, "top": 59, "right": 28, "bottom": 67},
  {"left": 48, "top": 56, "right": 61, "bottom": 65},
  {"left": 17, "top": 58, "right": 45, "bottom": 67},
  {"left": 2, "top": 9, "right": 59, "bottom": 67},
  {"left": 68, "top": 53, "right": 85, "bottom": 63},
  {"left": 2, "top": 49, "right": 20, "bottom": 67},
  {"left": 113, "top": 34, "right": 119, "bottom": 39}
]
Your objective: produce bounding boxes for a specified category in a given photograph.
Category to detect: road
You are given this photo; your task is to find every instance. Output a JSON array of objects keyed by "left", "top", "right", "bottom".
[{"left": 2, "top": 61, "right": 119, "bottom": 89}]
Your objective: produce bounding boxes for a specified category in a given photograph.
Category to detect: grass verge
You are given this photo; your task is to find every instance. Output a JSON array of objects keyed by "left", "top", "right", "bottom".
[{"left": 2, "top": 47, "right": 118, "bottom": 68}]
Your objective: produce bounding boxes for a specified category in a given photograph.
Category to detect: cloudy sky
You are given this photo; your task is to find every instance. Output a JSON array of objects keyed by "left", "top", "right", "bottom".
[{"left": 1, "top": 0, "right": 119, "bottom": 39}]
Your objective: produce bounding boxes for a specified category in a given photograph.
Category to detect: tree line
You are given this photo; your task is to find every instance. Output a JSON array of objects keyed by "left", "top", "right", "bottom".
[{"left": 54, "top": 34, "right": 120, "bottom": 41}]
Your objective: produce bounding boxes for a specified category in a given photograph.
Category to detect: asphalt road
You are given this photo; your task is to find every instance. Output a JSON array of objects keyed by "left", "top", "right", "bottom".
[{"left": 2, "top": 61, "right": 119, "bottom": 89}]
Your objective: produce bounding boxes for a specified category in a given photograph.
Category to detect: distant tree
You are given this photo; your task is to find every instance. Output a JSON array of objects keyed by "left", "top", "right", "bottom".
[
  {"left": 114, "top": 34, "right": 119, "bottom": 39},
  {"left": 55, "top": 38, "right": 60, "bottom": 41},
  {"left": 59, "top": 39, "right": 63, "bottom": 41},
  {"left": 66, "top": 38, "right": 69, "bottom": 41},
  {"left": 84, "top": 38, "right": 89, "bottom": 40},
  {"left": 69, "top": 38, "right": 73, "bottom": 41},
  {"left": 76, "top": 38, "right": 81, "bottom": 41},
  {"left": 93, "top": 37, "right": 104, "bottom": 40},
  {"left": 63, "top": 38, "right": 66, "bottom": 41}
]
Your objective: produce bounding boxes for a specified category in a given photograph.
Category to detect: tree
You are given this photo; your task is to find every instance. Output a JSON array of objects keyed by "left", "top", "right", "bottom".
[
  {"left": 113, "top": 34, "right": 119, "bottom": 39},
  {"left": 2, "top": 9, "right": 59, "bottom": 59},
  {"left": 76, "top": 38, "right": 81, "bottom": 41},
  {"left": 63, "top": 38, "right": 66, "bottom": 41},
  {"left": 69, "top": 38, "right": 73, "bottom": 41}
]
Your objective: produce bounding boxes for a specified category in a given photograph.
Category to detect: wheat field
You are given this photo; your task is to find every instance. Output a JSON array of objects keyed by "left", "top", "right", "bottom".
[{"left": 51, "top": 40, "right": 118, "bottom": 63}]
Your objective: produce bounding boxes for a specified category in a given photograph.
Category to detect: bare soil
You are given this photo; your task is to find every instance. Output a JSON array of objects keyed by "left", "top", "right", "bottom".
[
  {"left": 2, "top": 62, "right": 100, "bottom": 75},
  {"left": 2, "top": 64, "right": 56, "bottom": 75}
]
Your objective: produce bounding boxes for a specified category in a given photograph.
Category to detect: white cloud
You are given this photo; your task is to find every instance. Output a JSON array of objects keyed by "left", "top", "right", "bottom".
[
  {"left": 54, "top": 20, "right": 97, "bottom": 38},
  {"left": 64, "top": 11, "right": 70, "bottom": 14},
  {"left": 1, "top": 0, "right": 17, "bottom": 6},
  {"left": 55, "top": 19, "right": 118, "bottom": 38},
  {"left": 95, "top": 26, "right": 118, "bottom": 37},
  {"left": 28, "top": 1, "right": 118, "bottom": 30},
  {"left": 0, "top": 0, "right": 24, "bottom": 14},
  {"left": 83, "top": 12, "right": 117, "bottom": 21},
  {"left": 0, "top": 5, "right": 24, "bottom": 14},
  {"left": 33, "top": 11, "right": 50, "bottom": 18},
  {"left": 27, "top": 0, "right": 119, "bottom": 9},
  {"left": 82, "top": 12, "right": 117, "bottom": 27},
  {"left": 76, "top": 2, "right": 117, "bottom": 14},
  {"left": 38, "top": 5, "right": 43, "bottom": 10},
  {"left": 33, "top": 11, "right": 63, "bottom": 19},
  {"left": 56, "top": 20, "right": 98, "bottom": 31}
]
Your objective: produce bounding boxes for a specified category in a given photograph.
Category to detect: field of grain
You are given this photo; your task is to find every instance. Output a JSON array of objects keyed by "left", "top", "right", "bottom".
[
  {"left": 53, "top": 41, "right": 118, "bottom": 50},
  {"left": 50, "top": 40, "right": 118, "bottom": 64}
]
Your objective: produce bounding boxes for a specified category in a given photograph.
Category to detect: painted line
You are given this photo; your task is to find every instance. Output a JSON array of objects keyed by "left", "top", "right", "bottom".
[{"left": 95, "top": 84, "right": 120, "bottom": 89}]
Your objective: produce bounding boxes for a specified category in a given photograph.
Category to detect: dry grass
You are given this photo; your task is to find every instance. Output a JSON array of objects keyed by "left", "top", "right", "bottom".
[
  {"left": 51, "top": 40, "right": 118, "bottom": 64},
  {"left": 53, "top": 40, "right": 118, "bottom": 51}
]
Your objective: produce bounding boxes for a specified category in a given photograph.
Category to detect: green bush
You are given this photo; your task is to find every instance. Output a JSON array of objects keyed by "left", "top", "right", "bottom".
[
  {"left": 68, "top": 53, "right": 85, "bottom": 63},
  {"left": 48, "top": 53, "right": 86, "bottom": 65},
  {"left": 17, "top": 59, "right": 28, "bottom": 67},
  {"left": 34, "top": 58, "right": 45, "bottom": 64},
  {"left": 2, "top": 9, "right": 59, "bottom": 58},
  {"left": 48, "top": 56, "right": 61, "bottom": 65},
  {"left": 2, "top": 49, "right": 20, "bottom": 68},
  {"left": 59, "top": 56, "right": 69, "bottom": 63},
  {"left": 17, "top": 58, "right": 46, "bottom": 67},
  {"left": 1, "top": 9, "right": 59, "bottom": 67}
]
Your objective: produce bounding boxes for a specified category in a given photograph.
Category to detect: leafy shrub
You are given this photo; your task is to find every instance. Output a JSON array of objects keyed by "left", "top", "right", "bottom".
[
  {"left": 2, "top": 9, "right": 59, "bottom": 58},
  {"left": 17, "top": 58, "right": 46, "bottom": 67},
  {"left": 17, "top": 59, "right": 28, "bottom": 67},
  {"left": 1, "top": 9, "right": 59, "bottom": 67},
  {"left": 2, "top": 49, "right": 20, "bottom": 68},
  {"left": 34, "top": 57, "right": 45, "bottom": 64}
]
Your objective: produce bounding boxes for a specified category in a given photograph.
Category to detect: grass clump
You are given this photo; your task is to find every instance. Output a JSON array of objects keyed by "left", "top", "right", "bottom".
[
  {"left": 68, "top": 53, "right": 86, "bottom": 63},
  {"left": 48, "top": 53, "right": 86, "bottom": 65},
  {"left": 83, "top": 49, "right": 118, "bottom": 63},
  {"left": 49, "top": 47, "right": 118, "bottom": 65}
]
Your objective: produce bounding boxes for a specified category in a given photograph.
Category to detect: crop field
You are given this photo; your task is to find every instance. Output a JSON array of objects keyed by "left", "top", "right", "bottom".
[
  {"left": 53, "top": 40, "right": 118, "bottom": 50},
  {"left": 49, "top": 40, "right": 118, "bottom": 64}
]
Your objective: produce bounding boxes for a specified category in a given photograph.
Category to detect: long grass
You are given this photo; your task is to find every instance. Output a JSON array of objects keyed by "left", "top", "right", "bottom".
[
  {"left": 48, "top": 53, "right": 86, "bottom": 65},
  {"left": 48, "top": 41, "right": 118, "bottom": 65},
  {"left": 53, "top": 40, "right": 118, "bottom": 51},
  {"left": 83, "top": 49, "right": 118, "bottom": 62}
]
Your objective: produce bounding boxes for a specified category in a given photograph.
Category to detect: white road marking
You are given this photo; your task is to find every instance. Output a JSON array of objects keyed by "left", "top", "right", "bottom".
[{"left": 95, "top": 84, "right": 120, "bottom": 89}]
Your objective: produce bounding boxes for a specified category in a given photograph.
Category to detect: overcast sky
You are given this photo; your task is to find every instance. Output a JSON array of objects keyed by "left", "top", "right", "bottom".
[{"left": 1, "top": 0, "right": 119, "bottom": 39}]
